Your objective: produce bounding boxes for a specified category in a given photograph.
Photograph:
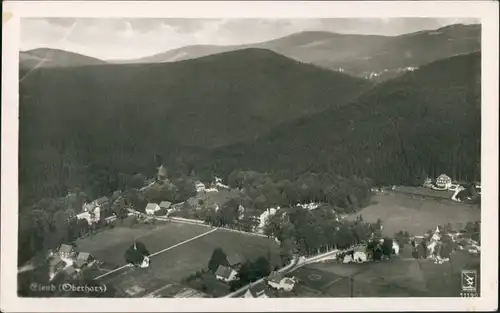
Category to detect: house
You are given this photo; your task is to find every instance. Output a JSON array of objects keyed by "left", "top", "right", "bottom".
[
  {"left": 49, "top": 256, "right": 67, "bottom": 272},
  {"left": 267, "top": 274, "right": 296, "bottom": 291},
  {"left": 435, "top": 174, "right": 452, "bottom": 190},
  {"left": 105, "top": 215, "right": 117, "bottom": 223},
  {"left": 93, "top": 196, "right": 109, "bottom": 207},
  {"left": 82, "top": 201, "right": 94, "bottom": 212},
  {"left": 58, "top": 244, "right": 75, "bottom": 258},
  {"left": 205, "top": 187, "right": 219, "bottom": 193},
  {"left": 215, "top": 265, "right": 238, "bottom": 282},
  {"left": 353, "top": 246, "right": 368, "bottom": 263},
  {"left": 194, "top": 181, "right": 206, "bottom": 193},
  {"left": 157, "top": 165, "right": 168, "bottom": 181},
  {"left": 296, "top": 202, "right": 320, "bottom": 211},
  {"left": 76, "top": 252, "right": 93, "bottom": 265},
  {"left": 258, "top": 207, "right": 280, "bottom": 230},
  {"left": 244, "top": 284, "right": 272, "bottom": 298},
  {"left": 145, "top": 203, "right": 161, "bottom": 215},
  {"left": 392, "top": 240, "right": 400, "bottom": 255},
  {"left": 159, "top": 201, "right": 172, "bottom": 210},
  {"left": 139, "top": 256, "right": 150, "bottom": 268},
  {"left": 76, "top": 211, "right": 92, "bottom": 224}
]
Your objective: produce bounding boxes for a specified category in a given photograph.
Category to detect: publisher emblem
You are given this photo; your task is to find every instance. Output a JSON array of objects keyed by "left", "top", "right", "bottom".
[{"left": 461, "top": 270, "right": 477, "bottom": 292}]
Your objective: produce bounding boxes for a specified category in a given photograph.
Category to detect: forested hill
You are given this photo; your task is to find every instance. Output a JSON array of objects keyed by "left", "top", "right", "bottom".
[
  {"left": 120, "top": 24, "right": 480, "bottom": 81},
  {"left": 206, "top": 52, "right": 481, "bottom": 185},
  {"left": 20, "top": 48, "right": 107, "bottom": 69},
  {"left": 19, "top": 48, "right": 371, "bottom": 204}
]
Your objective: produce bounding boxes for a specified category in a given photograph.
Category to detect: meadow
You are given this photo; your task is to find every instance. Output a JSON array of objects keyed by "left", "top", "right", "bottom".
[
  {"left": 347, "top": 192, "right": 481, "bottom": 236},
  {"left": 77, "top": 221, "right": 280, "bottom": 297}
]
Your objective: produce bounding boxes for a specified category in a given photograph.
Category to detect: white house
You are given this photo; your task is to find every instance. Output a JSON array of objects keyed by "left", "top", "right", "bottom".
[
  {"left": 353, "top": 246, "right": 368, "bottom": 263},
  {"left": 205, "top": 187, "right": 219, "bottom": 193},
  {"left": 296, "top": 202, "right": 320, "bottom": 211},
  {"left": 139, "top": 256, "right": 150, "bottom": 268},
  {"left": 267, "top": 274, "right": 296, "bottom": 291},
  {"left": 145, "top": 203, "right": 161, "bottom": 215},
  {"left": 195, "top": 181, "right": 206, "bottom": 193},
  {"left": 76, "top": 212, "right": 92, "bottom": 224},
  {"left": 215, "top": 265, "right": 238, "bottom": 282},
  {"left": 258, "top": 207, "right": 279, "bottom": 231},
  {"left": 435, "top": 174, "right": 452, "bottom": 190},
  {"left": 216, "top": 182, "right": 230, "bottom": 189},
  {"left": 392, "top": 240, "right": 400, "bottom": 255}
]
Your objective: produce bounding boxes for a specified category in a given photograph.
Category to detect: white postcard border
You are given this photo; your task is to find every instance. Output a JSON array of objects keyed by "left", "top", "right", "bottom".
[{"left": 2, "top": 1, "right": 498, "bottom": 312}]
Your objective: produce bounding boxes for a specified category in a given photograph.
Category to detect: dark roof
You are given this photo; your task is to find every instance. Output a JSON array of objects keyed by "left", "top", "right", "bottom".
[
  {"left": 77, "top": 252, "right": 91, "bottom": 261},
  {"left": 74, "top": 259, "right": 87, "bottom": 268},
  {"left": 215, "top": 265, "right": 234, "bottom": 279},
  {"left": 159, "top": 201, "right": 172, "bottom": 209},
  {"left": 49, "top": 256, "right": 65, "bottom": 267},
  {"left": 58, "top": 244, "right": 74, "bottom": 254},
  {"left": 95, "top": 196, "right": 109, "bottom": 205},
  {"left": 267, "top": 273, "right": 283, "bottom": 284}
]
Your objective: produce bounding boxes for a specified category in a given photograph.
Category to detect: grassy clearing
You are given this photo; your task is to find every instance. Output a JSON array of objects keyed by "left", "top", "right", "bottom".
[
  {"left": 76, "top": 222, "right": 210, "bottom": 267},
  {"left": 347, "top": 192, "right": 480, "bottom": 236},
  {"left": 87, "top": 222, "right": 279, "bottom": 297}
]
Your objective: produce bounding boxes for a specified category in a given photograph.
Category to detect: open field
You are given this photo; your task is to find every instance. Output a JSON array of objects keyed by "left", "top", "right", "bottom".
[
  {"left": 290, "top": 250, "right": 480, "bottom": 297},
  {"left": 81, "top": 222, "right": 280, "bottom": 297},
  {"left": 76, "top": 222, "right": 210, "bottom": 267},
  {"left": 346, "top": 192, "right": 481, "bottom": 236}
]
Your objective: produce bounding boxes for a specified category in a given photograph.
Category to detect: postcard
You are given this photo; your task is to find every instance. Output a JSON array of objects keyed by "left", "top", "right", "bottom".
[{"left": 1, "top": 1, "right": 498, "bottom": 312}]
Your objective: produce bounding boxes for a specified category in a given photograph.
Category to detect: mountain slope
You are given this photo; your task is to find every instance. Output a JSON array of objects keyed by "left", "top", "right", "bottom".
[
  {"left": 206, "top": 52, "right": 481, "bottom": 184},
  {"left": 120, "top": 24, "right": 480, "bottom": 81},
  {"left": 20, "top": 48, "right": 107, "bottom": 69},
  {"left": 19, "top": 48, "right": 371, "bottom": 203}
]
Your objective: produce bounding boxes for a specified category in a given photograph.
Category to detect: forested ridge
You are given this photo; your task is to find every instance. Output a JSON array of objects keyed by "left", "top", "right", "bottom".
[
  {"left": 19, "top": 48, "right": 371, "bottom": 205},
  {"left": 206, "top": 52, "right": 481, "bottom": 185},
  {"left": 19, "top": 50, "right": 480, "bottom": 208}
]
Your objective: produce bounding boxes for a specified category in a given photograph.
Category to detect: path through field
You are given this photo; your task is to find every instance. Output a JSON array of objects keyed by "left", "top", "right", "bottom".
[{"left": 93, "top": 227, "right": 219, "bottom": 280}]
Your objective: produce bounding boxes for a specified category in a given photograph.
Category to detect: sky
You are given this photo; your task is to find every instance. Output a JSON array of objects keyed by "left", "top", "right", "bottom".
[{"left": 20, "top": 18, "right": 480, "bottom": 60}]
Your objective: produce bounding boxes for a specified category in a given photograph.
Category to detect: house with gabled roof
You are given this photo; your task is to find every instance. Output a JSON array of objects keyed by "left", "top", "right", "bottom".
[
  {"left": 435, "top": 174, "right": 452, "bottom": 190},
  {"left": 49, "top": 255, "right": 67, "bottom": 272},
  {"left": 215, "top": 265, "right": 238, "bottom": 283},
  {"left": 58, "top": 244, "right": 75, "bottom": 258},
  {"left": 159, "top": 201, "right": 172, "bottom": 210},
  {"left": 244, "top": 284, "right": 273, "bottom": 298},
  {"left": 74, "top": 252, "right": 93, "bottom": 268},
  {"left": 145, "top": 203, "right": 161, "bottom": 215},
  {"left": 94, "top": 196, "right": 109, "bottom": 207},
  {"left": 267, "top": 273, "right": 296, "bottom": 291}
]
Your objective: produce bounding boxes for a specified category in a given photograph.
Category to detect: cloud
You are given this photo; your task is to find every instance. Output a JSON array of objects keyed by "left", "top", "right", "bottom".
[{"left": 20, "top": 18, "right": 480, "bottom": 60}]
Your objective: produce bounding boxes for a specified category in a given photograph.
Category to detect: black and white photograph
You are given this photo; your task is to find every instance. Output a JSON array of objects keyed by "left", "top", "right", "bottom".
[{"left": 1, "top": 1, "right": 498, "bottom": 312}]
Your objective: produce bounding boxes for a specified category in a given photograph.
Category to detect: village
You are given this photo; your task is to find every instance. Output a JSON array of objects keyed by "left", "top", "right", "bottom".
[{"left": 30, "top": 165, "right": 481, "bottom": 298}]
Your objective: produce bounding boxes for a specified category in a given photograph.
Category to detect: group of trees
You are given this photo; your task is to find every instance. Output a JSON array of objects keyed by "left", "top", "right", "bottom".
[
  {"left": 264, "top": 208, "right": 382, "bottom": 261},
  {"left": 227, "top": 171, "right": 373, "bottom": 213},
  {"left": 18, "top": 253, "right": 117, "bottom": 297},
  {"left": 141, "top": 176, "right": 197, "bottom": 205},
  {"left": 124, "top": 241, "right": 150, "bottom": 266},
  {"left": 17, "top": 188, "right": 120, "bottom": 266}
]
